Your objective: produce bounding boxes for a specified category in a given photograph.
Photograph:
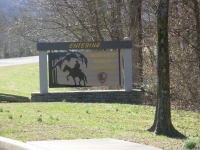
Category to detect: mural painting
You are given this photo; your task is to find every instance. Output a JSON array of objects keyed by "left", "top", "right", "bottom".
[{"left": 48, "top": 51, "right": 121, "bottom": 87}]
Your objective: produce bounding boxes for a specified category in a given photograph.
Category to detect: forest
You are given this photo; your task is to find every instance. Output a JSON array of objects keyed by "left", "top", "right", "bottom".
[{"left": 0, "top": 0, "right": 200, "bottom": 111}]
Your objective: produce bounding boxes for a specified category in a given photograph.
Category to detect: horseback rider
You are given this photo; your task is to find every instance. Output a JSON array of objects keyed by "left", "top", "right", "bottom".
[{"left": 74, "top": 60, "right": 81, "bottom": 73}]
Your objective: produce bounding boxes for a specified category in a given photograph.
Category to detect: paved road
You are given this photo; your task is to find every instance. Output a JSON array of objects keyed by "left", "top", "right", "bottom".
[
  {"left": 27, "top": 138, "right": 162, "bottom": 150},
  {"left": 0, "top": 137, "right": 162, "bottom": 150},
  {"left": 0, "top": 56, "right": 39, "bottom": 67}
]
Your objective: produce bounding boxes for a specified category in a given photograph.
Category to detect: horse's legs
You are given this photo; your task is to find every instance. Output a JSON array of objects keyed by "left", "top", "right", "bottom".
[
  {"left": 83, "top": 79, "right": 85, "bottom": 86},
  {"left": 78, "top": 74, "right": 86, "bottom": 86},
  {"left": 73, "top": 77, "right": 76, "bottom": 85},
  {"left": 78, "top": 77, "right": 81, "bottom": 86},
  {"left": 79, "top": 77, "right": 86, "bottom": 86},
  {"left": 79, "top": 80, "right": 81, "bottom": 85},
  {"left": 66, "top": 75, "right": 69, "bottom": 81},
  {"left": 82, "top": 76, "right": 85, "bottom": 86}
]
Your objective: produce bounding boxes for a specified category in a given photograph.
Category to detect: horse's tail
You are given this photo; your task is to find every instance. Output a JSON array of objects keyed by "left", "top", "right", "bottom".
[{"left": 84, "top": 75, "right": 87, "bottom": 83}]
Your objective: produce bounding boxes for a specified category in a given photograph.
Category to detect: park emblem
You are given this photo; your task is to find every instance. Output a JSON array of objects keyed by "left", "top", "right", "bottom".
[{"left": 98, "top": 72, "right": 107, "bottom": 84}]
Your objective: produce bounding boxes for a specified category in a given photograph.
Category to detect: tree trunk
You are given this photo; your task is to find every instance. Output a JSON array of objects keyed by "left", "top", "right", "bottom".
[
  {"left": 148, "top": 0, "right": 185, "bottom": 138},
  {"left": 129, "top": 0, "right": 143, "bottom": 86},
  {"left": 192, "top": 0, "right": 200, "bottom": 70}
]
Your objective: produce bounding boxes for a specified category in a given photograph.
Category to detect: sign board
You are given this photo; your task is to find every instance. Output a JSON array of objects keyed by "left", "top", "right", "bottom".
[
  {"left": 48, "top": 51, "right": 122, "bottom": 87},
  {"left": 38, "top": 41, "right": 132, "bottom": 50}
]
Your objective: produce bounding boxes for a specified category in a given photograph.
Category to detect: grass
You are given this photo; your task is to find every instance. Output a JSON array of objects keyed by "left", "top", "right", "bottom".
[
  {"left": 37, "top": 116, "right": 42, "bottom": 122},
  {"left": 0, "top": 63, "right": 73, "bottom": 98},
  {"left": 8, "top": 114, "right": 13, "bottom": 119},
  {"left": 185, "top": 137, "right": 200, "bottom": 149},
  {"left": 0, "top": 102, "right": 199, "bottom": 150},
  {"left": 0, "top": 62, "right": 200, "bottom": 149},
  {"left": 49, "top": 115, "right": 59, "bottom": 121},
  {"left": 0, "top": 107, "right": 3, "bottom": 112},
  {"left": 185, "top": 139, "right": 196, "bottom": 149}
]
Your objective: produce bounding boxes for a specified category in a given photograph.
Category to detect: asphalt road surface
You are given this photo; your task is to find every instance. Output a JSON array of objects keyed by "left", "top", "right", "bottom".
[{"left": 0, "top": 56, "right": 39, "bottom": 67}]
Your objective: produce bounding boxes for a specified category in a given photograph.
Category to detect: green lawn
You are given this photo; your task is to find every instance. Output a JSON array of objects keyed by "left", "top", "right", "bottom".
[
  {"left": 0, "top": 103, "right": 200, "bottom": 149},
  {"left": 0, "top": 63, "right": 200, "bottom": 149},
  {"left": 0, "top": 63, "right": 72, "bottom": 98}
]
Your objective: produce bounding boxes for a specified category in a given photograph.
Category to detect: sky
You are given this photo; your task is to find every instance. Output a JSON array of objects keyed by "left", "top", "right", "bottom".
[{"left": 0, "top": 0, "right": 16, "bottom": 11}]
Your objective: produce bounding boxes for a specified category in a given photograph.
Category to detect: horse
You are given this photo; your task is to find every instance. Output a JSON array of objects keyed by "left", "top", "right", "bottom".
[{"left": 63, "top": 65, "right": 87, "bottom": 86}]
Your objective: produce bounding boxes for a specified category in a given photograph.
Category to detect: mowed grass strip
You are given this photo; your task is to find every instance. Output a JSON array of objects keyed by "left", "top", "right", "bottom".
[
  {"left": 0, "top": 62, "right": 200, "bottom": 149},
  {"left": 0, "top": 63, "right": 73, "bottom": 98},
  {"left": 0, "top": 102, "right": 200, "bottom": 150}
]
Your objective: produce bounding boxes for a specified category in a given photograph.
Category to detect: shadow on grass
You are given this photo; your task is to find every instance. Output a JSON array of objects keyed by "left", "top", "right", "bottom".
[
  {"left": 0, "top": 93, "right": 30, "bottom": 102},
  {"left": 58, "top": 97, "right": 142, "bottom": 105}
]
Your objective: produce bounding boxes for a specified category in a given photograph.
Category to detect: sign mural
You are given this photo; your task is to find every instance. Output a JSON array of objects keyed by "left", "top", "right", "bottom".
[{"left": 48, "top": 51, "right": 121, "bottom": 87}]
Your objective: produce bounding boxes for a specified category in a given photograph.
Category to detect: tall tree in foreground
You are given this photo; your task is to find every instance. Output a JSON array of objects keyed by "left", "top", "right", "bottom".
[
  {"left": 129, "top": 0, "right": 143, "bottom": 85},
  {"left": 148, "top": 0, "right": 185, "bottom": 138}
]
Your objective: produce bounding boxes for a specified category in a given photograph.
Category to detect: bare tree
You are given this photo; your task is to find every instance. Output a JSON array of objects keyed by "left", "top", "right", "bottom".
[
  {"left": 13, "top": 0, "right": 144, "bottom": 87},
  {"left": 148, "top": 0, "right": 185, "bottom": 137}
]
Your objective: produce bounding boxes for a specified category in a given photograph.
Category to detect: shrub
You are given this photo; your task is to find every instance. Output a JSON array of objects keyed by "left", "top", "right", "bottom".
[
  {"left": 55, "top": 117, "right": 59, "bottom": 121},
  {"left": 37, "top": 116, "right": 42, "bottom": 122},
  {"left": 8, "top": 114, "right": 13, "bottom": 119},
  {"left": 185, "top": 139, "right": 196, "bottom": 149},
  {"left": 49, "top": 115, "right": 54, "bottom": 120},
  {"left": 0, "top": 107, "right": 3, "bottom": 112},
  {"left": 62, "top": 99, "right": 66, "bottom": 102}
]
